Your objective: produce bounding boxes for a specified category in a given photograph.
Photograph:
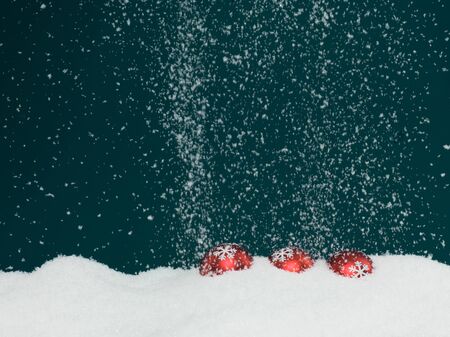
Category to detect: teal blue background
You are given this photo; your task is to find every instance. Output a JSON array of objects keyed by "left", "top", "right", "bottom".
[{"left": 1, "top": 0, "right": 449, "bottom": 273}]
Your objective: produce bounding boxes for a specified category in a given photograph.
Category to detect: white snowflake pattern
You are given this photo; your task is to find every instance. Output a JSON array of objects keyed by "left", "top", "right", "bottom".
[
  {"left": 348, "top": 261, "right": 370, "bottom": 278},
  {"left": 271, "top": 247, "right": 294, "bottom": 262},
  {"left": 212, "top": 244, "right": 237, "bottom": 260}
]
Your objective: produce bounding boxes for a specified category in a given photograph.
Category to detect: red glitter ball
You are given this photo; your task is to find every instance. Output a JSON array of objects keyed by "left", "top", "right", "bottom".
[
  {"left": 269, "top": 247, "right": 314, "bottom": 273},
  {"left": 328, "top": 250, "right": 374, "bottom": 278},
  {"left": 199, "top": 243, "right": 253, "bottom": 276}
]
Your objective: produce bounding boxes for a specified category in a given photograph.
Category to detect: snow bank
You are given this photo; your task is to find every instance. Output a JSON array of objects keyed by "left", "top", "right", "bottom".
[{"left": 1, "top": 255, "right": 449, "bottom": 337}]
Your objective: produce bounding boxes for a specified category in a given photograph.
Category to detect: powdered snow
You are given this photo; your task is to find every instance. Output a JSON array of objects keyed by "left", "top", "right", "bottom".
[{"left": 1, "top": 255, "right": 449, "bottom": 337}]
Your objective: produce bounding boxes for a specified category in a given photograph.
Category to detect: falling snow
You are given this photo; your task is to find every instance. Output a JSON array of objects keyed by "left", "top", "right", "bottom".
[
  {"left": 163, "top": 0, "right": 449, "bottom": 265},
  {"left": 0, "top": 0, "right": 448, "bottom": 271}
]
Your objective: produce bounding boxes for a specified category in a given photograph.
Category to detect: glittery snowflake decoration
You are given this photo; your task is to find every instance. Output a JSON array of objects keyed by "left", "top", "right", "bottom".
[
  {"left": 348, "top": 261, "right": 370, "bottom": 278},
  {"left": 212, "top": 244, "right": 237, "bottom": 260},
  {"left": 271, "top": 247, "right": 294, "bottom": 262}
]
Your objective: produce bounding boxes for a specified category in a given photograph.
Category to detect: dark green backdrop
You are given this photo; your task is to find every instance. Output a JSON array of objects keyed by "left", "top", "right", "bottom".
[{"left": 1, "top": 0, "right": 449, "bottom": 273}]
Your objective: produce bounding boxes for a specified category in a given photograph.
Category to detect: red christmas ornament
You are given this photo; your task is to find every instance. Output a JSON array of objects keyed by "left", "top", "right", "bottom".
[
  {"left": 269, "top": 247, "right": 314, "bottom": 273},
  {"left": 328, "top": 250, "right": 373, "bottom": 278},
  {"left": 199, "top": 243, "right": 253, "bottom": 276}
]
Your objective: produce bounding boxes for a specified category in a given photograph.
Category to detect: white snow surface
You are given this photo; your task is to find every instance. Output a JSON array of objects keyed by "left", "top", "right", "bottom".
[{"left": 1, "top": 255, "right": 450, "bottom": 337}]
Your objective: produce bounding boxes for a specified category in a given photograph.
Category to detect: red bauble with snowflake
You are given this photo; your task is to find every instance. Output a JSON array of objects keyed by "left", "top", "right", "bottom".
[
  {"left": 199, "top": 243, "right": 253, "bottom": 276},
  {"left": 328, "top": 250, "right": 373, "bottom": 278},
  {"left": 269, "top": 247, "right": 314, "bottom": 273}
]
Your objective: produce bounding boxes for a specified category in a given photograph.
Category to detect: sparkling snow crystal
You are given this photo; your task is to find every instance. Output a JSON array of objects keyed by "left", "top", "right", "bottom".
[
  {"left": 348, "top": 261, "right": 370, "bottom": 279},
  {"left": 212, "top": 244, "right": 237, "bottom": 260},
  {"left": 271, "top": 248, "right": 295, "bottom": 262}
]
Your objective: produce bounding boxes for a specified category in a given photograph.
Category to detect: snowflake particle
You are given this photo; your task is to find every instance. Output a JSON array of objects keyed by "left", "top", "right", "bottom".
[
  {"left": 348, "top": 261, "right": 370, "bottom": 278},
  {"left": 271, "top": 247, "right": 294, "bottom": 262},
  {"left": 212, "top": 244, "right": 237, "bottom": 260}
]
